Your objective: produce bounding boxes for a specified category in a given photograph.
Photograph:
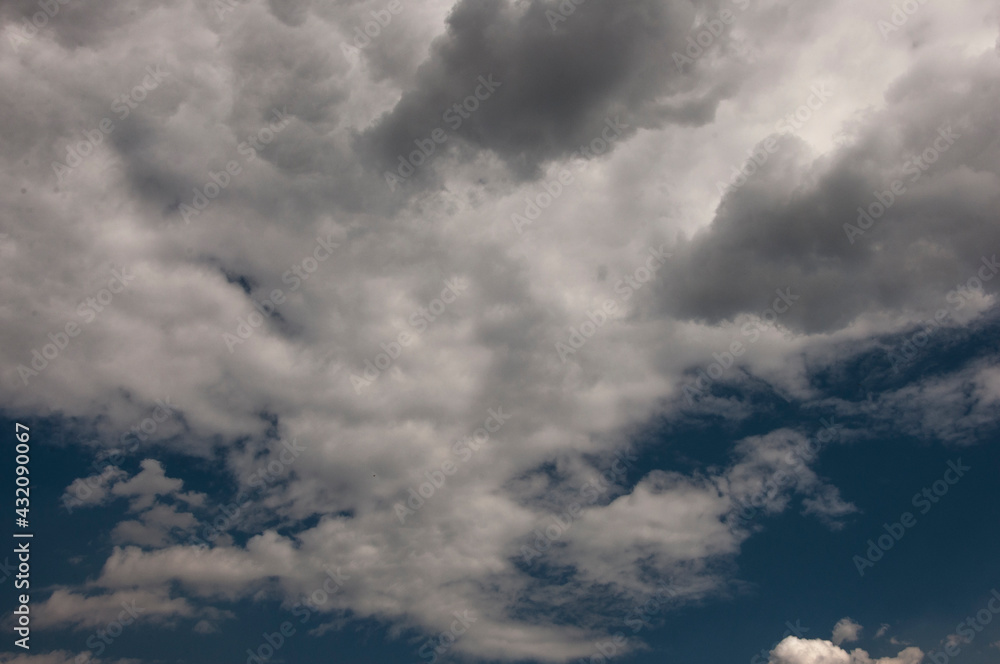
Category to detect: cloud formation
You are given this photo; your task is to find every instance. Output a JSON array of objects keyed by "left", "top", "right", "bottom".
[
  {"left": 1, "top": 0, "right": 997, "bottom": 661},
  {"left": 769, "top": 636, "right": 923, "bottom": 664},
  {"left": 831, "top": 618, "right": 863, "bottom": 646}
]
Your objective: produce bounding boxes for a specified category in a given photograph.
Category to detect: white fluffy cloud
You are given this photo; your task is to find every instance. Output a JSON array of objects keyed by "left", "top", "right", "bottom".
[{"left": 769, "top": 637, "right": 923, "bottom": 664}]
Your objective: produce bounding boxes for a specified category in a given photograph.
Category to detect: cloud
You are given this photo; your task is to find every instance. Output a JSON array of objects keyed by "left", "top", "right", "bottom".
[
  {"left": 655, "top": 50, "right": 1000, "bottom": 334},
  {"left": 63, "top": 459, "right": 205, "bottom": 516},
  {"left": 361, "top": 0, "right": 741, "bottom": 184},
  {"left": 768, "top": 636, "right": 923, "bottom": 664},
  {"left": 112, "top": 503, "right": 199, "bottom": 547},
  {"left": 62, "top": 467, "right": 129, "bottom": 508},
  {"left": 831, "top": 618, "right": 863, "bottom": 646},
  {"left": 79, "top": 429, "right": 855, "bottom": 661},
  {"left": 0, "top": 653, "right": 140, "bottom": 664},
  {"left": 192, "top": 619, "right": 219, "bottom": 634},
  {"left": 725, "top": 430, "right": 857, "bottom": 526},
  {"left": 825, "top": 354, "right": 1000, "bottom": 446},
  {"left": 110, "top": 459, "right": 185, "bottom": 510},
  {"left": 32, "top": 587, "right": 233, "bottom": 631},
  {"left": 0, "top": 0, "right": 997, "bottom": 660},
  {"left": 944, "top": 632, "right": 971, "bottom": 648}
]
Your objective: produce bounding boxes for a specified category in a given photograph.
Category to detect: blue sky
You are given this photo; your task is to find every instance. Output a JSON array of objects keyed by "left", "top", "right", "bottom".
[
  {"left": 2, "top": 1, "right": 1000, "bottom": 664},
  {"left": 4, "top": 316, "right": 1000, "bottom": 663}
]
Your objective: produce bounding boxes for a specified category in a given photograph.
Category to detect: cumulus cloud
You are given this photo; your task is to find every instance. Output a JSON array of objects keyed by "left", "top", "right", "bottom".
[
  {"left": 769, "top": 636, "right": 923, "bottom": 664},
  {"left": 63, "top": 459, "right": 205, "bottom": 515},
  {"left": 832, "top": 618, "right": 863, "bottom": 646},
  {"left": 110, "top": 459, "right": 185, "bottom": 510},
  {"left": 656, "top": 51, "right": 1000, "bottom": 334},
  {"left": 361, "top": 0, "right": 743, "bottom": 183}
]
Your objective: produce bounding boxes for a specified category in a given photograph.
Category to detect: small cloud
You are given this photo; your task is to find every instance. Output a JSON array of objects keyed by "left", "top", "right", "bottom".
[
  {"left": 112, "top": 459, "right": 184, "bottom": 511},
  {"left": 945, "top": 633, "right": 971, "bottom": 648},
  {"left": 176, "top": 491, "right": 207, "bottom": 508},
  {"left": 801, "top": 485, "right": 858, "bottom": 529},
  {"left": 875, "top": 623, "right": 890, "bottom": 638},
  {"left": 33, "top": 588, "right": 234, "bottom": 631},
  {"left": 111, "top": 504, "right": 197, "bottom": 547},
  {"left": 193, "top": 620, "right": 219, "bottom": 634},
  {"left": 831, "top": 617, "right": 862, "bottom": 646},
  {"left": 61, "top": 467, "right": 128, "bottom": 509}
]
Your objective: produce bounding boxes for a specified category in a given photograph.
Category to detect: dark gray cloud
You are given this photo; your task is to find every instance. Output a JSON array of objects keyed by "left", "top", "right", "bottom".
[
  {"left": 656, "top": 52, "right": 1000, "bottom": 333},
  {"left": 360, "top": 0, "right": 742, "bottom": 183},
  {"left": 1, "top": 0, "right": 158, "bottom": 49}
]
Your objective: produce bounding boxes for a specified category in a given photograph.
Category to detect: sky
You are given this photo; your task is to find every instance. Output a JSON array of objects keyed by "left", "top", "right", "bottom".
[{"left": 1, "top": 0, "right": 1000, "bottom": 663}]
